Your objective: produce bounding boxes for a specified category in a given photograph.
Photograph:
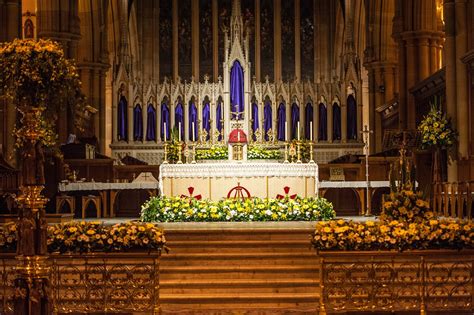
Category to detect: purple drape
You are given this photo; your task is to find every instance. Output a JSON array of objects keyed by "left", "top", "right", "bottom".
[
  {"left": 251, "top": 102, "right": 259, "bottom": 141},
  {"left": 146, "top": 104, "right": 156, "bottom": 141},
  {"left": 277, "top": 103, "right": 286, "bottom": 141},
  {"left": 203, "top": 102, "right": 210, "bottom": 140},
  {"left": 118, "top": 96, "right": 128, "bottom": 141},
  {"left": 216, "top": 102, "right": 223, "bottom": 141},
  {"left": 347, "top": 95, "right": 357, "bottom": 140},
  {"left": 291, "top": 103, "right": 300, "bottom": 140},
  {"left": 133, "top": 104, "right": 143, "bottom": 141},
  {"left": 230, "top": 60, "right": 244, "bottom": 120},
  {"left": 305, "top": 102, "right": 313, "bottom": 140},
  {"left": 175, "top": 103, "right": 184, "bottom": 141},
  {"left": 160, "top": 102, "right": 170, "bottom": 141},
  {"left": 264, "top": 101, "right": 272, "bottom": 141},
  {"left": 318, "top": 103, "right": 327, "bottom": 141},
  {"left": 189, "top": 101, "right": 198, "bottom": 141},
  {"left": 333, "top": 102, "right": 341, "bottom": 140}
]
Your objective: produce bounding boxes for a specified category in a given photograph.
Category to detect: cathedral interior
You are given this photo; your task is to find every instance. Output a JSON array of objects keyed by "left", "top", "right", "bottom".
[{"left": 0, "top": 0, "right": 473, "bottom": 211}]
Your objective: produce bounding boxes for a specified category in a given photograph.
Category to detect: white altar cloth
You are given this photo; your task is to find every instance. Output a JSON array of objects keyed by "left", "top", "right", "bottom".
[
  {"left": 159, "top": 162, "right": 319, "bottom": 200},
  {"left": 58, "top": 182, "right": 160, "bottom": 192}
]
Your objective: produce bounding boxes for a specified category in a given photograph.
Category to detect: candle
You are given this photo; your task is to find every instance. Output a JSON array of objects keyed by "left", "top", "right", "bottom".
[
  {"left": 310, "top": 121, "right": 313, "bottom": 141},
  {"left": 164, "top": 122, "right": 167, "bottom": 141},
  {"left": 237, "top": 130, "right": 240, "bottom": 142},
  {"left": 192, "top": 121, "right": 195, "bottom": 142},
  {"left": 297, "top": 121, "right": 300, "bottom": 141},
  {"left": 178, "top": 122, "right": 181, "bottom": 142},
  {"left": 285, "top": 121, "right": 288, "bottom": 141}
]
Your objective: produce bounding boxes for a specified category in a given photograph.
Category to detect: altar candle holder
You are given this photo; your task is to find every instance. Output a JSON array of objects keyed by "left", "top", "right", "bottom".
[
  {"left": 308, "top": 141, "right": 315, "bottom": 164},
  {"left": 162, "top": 142, "right": 169, "bottom": 164},
  {"left": 177, "top": 142, "right": 183, "bottom": 164},
  {"left": 296, "top": 141, "right": 302, "bottom": 164},
  {"left": 284, "top": 142, "right": 289, "bottom": 164},
  {"left": 191, "top": 144, "right": 196, "bottom": 164}
]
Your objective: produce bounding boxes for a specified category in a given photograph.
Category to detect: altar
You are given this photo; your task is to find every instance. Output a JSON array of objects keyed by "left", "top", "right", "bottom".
[{"left": 159, "top": 162, "right": 318, "bottom": 200}]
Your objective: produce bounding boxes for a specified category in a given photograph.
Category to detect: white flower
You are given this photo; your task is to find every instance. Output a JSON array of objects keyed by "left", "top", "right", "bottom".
[{"left": 265, "top": 210, "right": 272, "bottom": 216}]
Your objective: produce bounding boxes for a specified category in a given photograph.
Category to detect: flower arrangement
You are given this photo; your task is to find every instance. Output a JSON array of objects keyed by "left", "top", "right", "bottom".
[
  {"left": 141, "top": 196, "right": 335, "bottom": 222},
  {"left": 248, "top": 146, "right": 281, "bottom": 160},
  {"left": 0, "top": 221, "right": 166, "bottom": 254},
  {"left": 312, "top": 218, "right": 474, "bottom": 251},
  {"left": 0, "top": 39, "right": 86, "bottom": 149},
  {"left": 418, "top": 105, "right": 457, "bottom": 149},
  {"left": 381, "top": 190, "right": 432, "bottom": 223},
  {"left": 196, "top": 146, "right": 228, "bottom": 160}
]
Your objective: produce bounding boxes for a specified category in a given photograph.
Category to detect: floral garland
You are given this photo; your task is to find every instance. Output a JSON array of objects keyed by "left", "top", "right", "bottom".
[
  {"left": 312, "top": 218, "right": 474, "bottom": 251},
  {"left": 418, "top": 105, "right": 457, "bottom": 149},
  {"left": 141, "top": 196, "right": 335, "bottom": 222},
  {"left": 0, "top": 221, "right": 166, "bottom": 254}
]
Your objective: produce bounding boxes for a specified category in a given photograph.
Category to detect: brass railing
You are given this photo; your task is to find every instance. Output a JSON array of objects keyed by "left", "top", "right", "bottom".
[
  {"left": 319, "top": 250, "right": 474, "bottom": 314},
  {"left": 432, "top": 181, "right": 473, "bottom": 219},
  {"left": 1, "top": 252, "right": 161, "bottom": 314}
]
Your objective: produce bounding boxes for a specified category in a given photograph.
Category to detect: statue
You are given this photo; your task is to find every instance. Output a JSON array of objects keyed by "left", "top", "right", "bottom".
[
  {"left": 36, "top": 209, "right": 48, "bottom": 255},
  {"left": 35, "top": 142, "right": 45, "bottom": 185},
  {"left": 22, "top": 140, "right": 36, "bottom": 185},
  {"left": 17, "top": 208, "right": 36, "bottom": 256},
  {"left": 13, "top": 278, "right": 28, "bottom": 314}
]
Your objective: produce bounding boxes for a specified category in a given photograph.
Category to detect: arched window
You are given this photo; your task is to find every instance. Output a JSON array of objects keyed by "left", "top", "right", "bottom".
[
  {"left": 160, "top": 99, "right": 170, "bottom": 141},
  {"left": 133, "top": 104, "right": 143, "bottom": 141},
  {"left": 291, "top": 102, "right": 300, "bottom": 140},
  {"left": 333, "top": 102, "right": 341, "bottom": 140},
  {"left": 305, "top": 102, "right": 313, "bottom": 140},
  {"left": 318, "top": 102, "right": 327, "bottom": 141},
  {"left": 146, "top": 104, "right": 156, "bottom": 141},
  {"left": 189, "top": 98, "right": 198, "bottom": 141},
  {"left": 118, "top": 95, "right": 128, "bottom": 141},
  {"left": 251, "top": 100, "right": 259, "bottom": 141},
  {"left": 263, "top": 99, "right": 272, "bottom": 141},
  {"left": 277, "top": 102, "right": 286, "bottom": 141},
  {"left": 202, "top": 98, "right": 211, "bottom": 141},
  {"left": 175, "top": 100, "right": 184, "bottom": 141},
  {"left": 347, "top": 94, "right": 357, "bottom": 140}
]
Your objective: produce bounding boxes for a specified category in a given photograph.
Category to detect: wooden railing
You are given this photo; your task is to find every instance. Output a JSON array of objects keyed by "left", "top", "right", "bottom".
[
  {"left": 1, "top": 252, "right": 161, "bottom": 314},
  {"left": 432, "top": 181, "right": 473, "bottom": 219},
  {"left": 319, "top": 250, "right": 474, "bottom": 314}
]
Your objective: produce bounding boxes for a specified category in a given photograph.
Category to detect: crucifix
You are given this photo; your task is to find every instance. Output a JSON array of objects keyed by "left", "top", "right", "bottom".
[
  {"left": 231, "top": 104, "right": 244, "bottom": 121},
  {"left": 360, "top": 125, "right": 374, "bottom": 216}
]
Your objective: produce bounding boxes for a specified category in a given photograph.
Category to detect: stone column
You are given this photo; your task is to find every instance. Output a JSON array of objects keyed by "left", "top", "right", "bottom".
[
  {"left": 418, "top": 37, "right": 431, "bottom": 80},
  {"left": 294, "top": 0, "right": 301, "bottom": 81},
  {"left": 192, "top": 0, "right": 199, "bottom": 79},
  {"left": 455, "top": 0, "right": 469, "bottom": 162},
  {"left": 255, "top": 0, "right": 261, "bottom": 82},
  {"left": 273, "top": 0, "right": 282, "bottom": 82},
  {"left": 172, "top": 0, "right": 179, "bottom": 81},
  {"left": 405, "top": 36, "right": 418, "bottom": 129},
  {"left": 444, "top": 0, "right": 458, "bottom": 181}
]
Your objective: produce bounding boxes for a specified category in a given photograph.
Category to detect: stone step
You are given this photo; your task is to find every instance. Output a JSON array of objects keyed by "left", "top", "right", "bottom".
[
  {"left": 160, "top": 265, "right": 319, "bottom": 280},
  {"left": 160, "top": 278, "right": 320, "bottom": 294},
  {"left": 161, "top": 252, "right": 319, "bottom": 266}
]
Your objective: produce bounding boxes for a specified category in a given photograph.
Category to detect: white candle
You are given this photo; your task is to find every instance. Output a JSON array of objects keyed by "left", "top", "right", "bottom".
[
  {"left": 178, "top": 122, "right": 181, "bottom": 142},
  {"left": 297, "top": 121, "right": 300, "bottom": 141},
  {"left": 237, "top": 130, "right": 240, "bottom": 142},
  {"left": 285, "top": 121, "right": 288, "bottom": 141},
  {"left": 310, "top": 121, "right": 313, "bottom": 141},
  {"left": 192, "top": 121, "right": 195, "bottom": 142},
  {"left": 164, "top": 122, "right": 167, "bottom": 141}
]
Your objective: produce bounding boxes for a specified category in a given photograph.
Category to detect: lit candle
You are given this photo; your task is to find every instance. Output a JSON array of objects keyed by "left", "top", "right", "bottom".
[
  {"left": 310, "top": 121, "right": 313, "bottom": 141},
  {"left": 164, "top": 122, "right": 167, "bottom": 141},
  {"left": 192, "top": 121, "right": 195, "bottom": 142},
  {"left": 297, "top": 121, "right": 300, "bottom": 141},
  {"left": 285, "top": 121, "right": 288, "bottom": 141},
  {"left": 178, "top": 122, "right": 181, "bottom": 142}
]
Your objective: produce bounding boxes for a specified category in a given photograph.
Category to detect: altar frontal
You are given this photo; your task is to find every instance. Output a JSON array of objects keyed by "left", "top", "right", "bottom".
[{"left": 159, "top": 162, "right": 318, "bottom": 200}]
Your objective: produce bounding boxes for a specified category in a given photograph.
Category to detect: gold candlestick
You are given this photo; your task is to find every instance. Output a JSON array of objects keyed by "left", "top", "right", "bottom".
[
  {"left": 296, "top": 141, "right": 302, "bottom": 163},
  {"left": 284, "top": 142, "right": 289, "bottom": 163},
  {"left": 177, "top": 142, "right": 183, "bottom": 164},
  {"left": 163, "top": 142, "right": 169, "bottom": 164},
  {"left": 191, "top": 144, "right": 196, "bottom": 164},
  {"left": 309, "top": 141, "right": 315, "bottom": 164}
]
